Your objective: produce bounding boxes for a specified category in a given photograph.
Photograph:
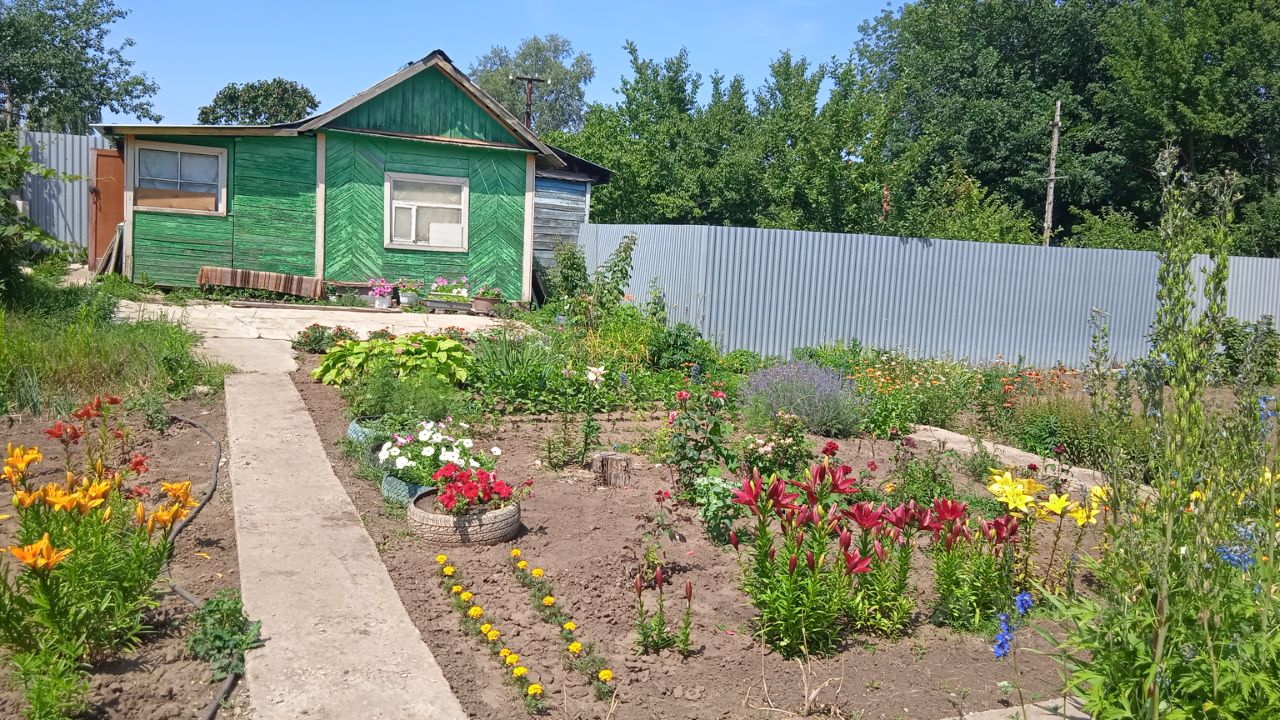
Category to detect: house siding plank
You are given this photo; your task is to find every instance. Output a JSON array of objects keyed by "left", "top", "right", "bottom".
[
  {"left": 532, "top": 176, "right": 591, "bottom": 271},
  {"left": 330, "top": 67, "right": 519, "bottom": 146}
]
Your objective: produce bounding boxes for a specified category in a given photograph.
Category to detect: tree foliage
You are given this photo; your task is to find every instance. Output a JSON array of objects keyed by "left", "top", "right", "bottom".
[
  {"left": 469, "top": 35, "right": 595, "bottom": 134},
  {"left": 196, "top": 78, "right": 319, "bottom": 125},
  {"left": 0, "top": 0, "right": 159, "bottom": 133}
]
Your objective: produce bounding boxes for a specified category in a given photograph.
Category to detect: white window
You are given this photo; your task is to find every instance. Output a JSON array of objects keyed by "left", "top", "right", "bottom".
[
  {"left": 132, "top": 141, "right": 227, "bottom": 215},
  {"left": 384, "top": 172, "right": 468, "bottom": 252}
]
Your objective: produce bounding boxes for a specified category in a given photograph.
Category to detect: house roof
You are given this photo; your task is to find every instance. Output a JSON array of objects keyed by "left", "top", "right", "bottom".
[
  {"left": 93, "top": 49, "right": 566, "bottom": 168},
  {"left": 538, "top": 146, "right": 612, "bottom": 184}
]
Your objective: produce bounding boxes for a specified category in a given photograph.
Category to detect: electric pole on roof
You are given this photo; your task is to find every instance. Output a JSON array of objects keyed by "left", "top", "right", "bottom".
[
  {"left": 1042, "top": 99, "right": 1063, "bottom": 247},
  {"left": 509, "top": 74, "right": 549, "bottom": 129}
]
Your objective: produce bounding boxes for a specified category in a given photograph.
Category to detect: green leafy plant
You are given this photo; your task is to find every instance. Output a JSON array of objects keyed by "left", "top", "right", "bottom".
[
  {"left": 739, "top": 411, "right": 813, "bottom": 480},
  {"left": 186, "top": 589, "right": 262, "bottom": 680},
  {"left": 689, "top": 474, "right": 742, "bottom": 545},
  {"left": 667, "top": 384, "right": 734, "bottom": 492},
  {"left": 291, "top": 323, "right": 355, "bottom": 353},
  {"left": 633, "top": 567, "right": 676, "bottom": 654},
  {"left": 312, "top": 334, "right": 469, "bottom": 387}
]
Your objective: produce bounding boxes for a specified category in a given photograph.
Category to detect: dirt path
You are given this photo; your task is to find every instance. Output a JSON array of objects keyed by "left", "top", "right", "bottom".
[{"left": 219, "top": 338, "right": 466, "bottom": 720}]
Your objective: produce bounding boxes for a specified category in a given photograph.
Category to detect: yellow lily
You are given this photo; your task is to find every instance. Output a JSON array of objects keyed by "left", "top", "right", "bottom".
[{"left": 1042, "top": 493, "right": 1072, "bottom": 516}]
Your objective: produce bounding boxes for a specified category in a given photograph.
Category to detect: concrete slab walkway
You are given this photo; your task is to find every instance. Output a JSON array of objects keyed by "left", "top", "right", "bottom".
[
  {"left": 942, "top": 696, "right": 1088, "bottom": 720},
  {"left": 223, "top": 340, "right": 467, "bottom": 719},
  {"left": 911, "top": 425, "right": 1106, "bottom": 493},
  {"left": 117, "top": 299, "right": 505, "bottom": 341}
]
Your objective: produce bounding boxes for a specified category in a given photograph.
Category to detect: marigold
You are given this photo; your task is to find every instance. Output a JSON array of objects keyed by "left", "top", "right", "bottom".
[
  {"left": 486, "top": 629, "right": 500, "bottom": 642},
  {"left": 527, "top": 683, "right": 543, "bottom": 697},
  {"left": 512, "top": 666, "right": 528, "bottom": 678},
  {"left": 541, "top": 595, "right": 555, "bottom": 607},
  {"left": 505, "top": 652, "right": 520, "bottom": 666},
  {"left": 510, "top": 548, "right": 522, "bottom": 558},
  {"left": 9, "top": 533, "right": 71, "bottom": 571},
  {"left": 467, "top": 605, "right": 483, "bottom": 619},
  {"left": 442, "top": 565, "right": 456, "bottom": 577},
  {"left": 531, "top": 568, "right": 544, "bottom": 578},
  {"left": 597, "top": 669, "right": 613, "bottom": 683},
  {"left": 562, "top": 621, "right": 576, "bottom": 632},
  {"left": 460, "top": 591, "right": 474, "bottom": 602},
  {"left": 436, "top": 554, "right": 448, "bottom": 564},
  {"left": 450, "top": 584, "right": 463, "bottom": 594},
  {"left": 568, "top": 641, "right": 583, "bottom": 655},
  {"left": 499, "top": 648, "right": 511, "bottom": 657},
  {"left": 480, "top": 623, "right": 492, "bottom": 634},
  {"left": 516, "top": 560, "right": 528, "bottom": 570}
]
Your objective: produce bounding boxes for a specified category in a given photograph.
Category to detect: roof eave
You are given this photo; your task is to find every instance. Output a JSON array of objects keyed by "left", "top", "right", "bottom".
[{"left": 92, "top": 124, "right": 301, "bottom": 137}]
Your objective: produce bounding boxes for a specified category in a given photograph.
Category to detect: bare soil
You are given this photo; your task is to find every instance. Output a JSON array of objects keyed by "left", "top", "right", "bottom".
[
  {"left": 0, "top": 398, "right": 249, "bottom": 720},
  {"left": 294, "top": 356, "right": 1073, "bottom": 720}
]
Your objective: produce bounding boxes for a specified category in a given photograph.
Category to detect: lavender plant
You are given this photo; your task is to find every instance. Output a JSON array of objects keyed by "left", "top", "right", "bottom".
[{"left": 741, "top": 361, "right": 865, "bottom": 438}]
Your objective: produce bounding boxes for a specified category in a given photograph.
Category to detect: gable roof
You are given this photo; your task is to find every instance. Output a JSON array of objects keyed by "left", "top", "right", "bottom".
[{"left": 94, "top": 49, "right": 566, "bottom": 168}]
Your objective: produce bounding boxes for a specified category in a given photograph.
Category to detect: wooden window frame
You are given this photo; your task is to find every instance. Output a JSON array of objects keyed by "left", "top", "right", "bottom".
[
  {"left": 131, "top": 140, "right": 228, "bottom": 217},
  {"left": 382, "top": 171, "right": 469, "bottom": 253}
]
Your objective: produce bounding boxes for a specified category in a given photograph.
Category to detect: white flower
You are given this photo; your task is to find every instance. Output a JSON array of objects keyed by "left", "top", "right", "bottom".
[
  {"left": 380, "top": 442, "right": 392, "bottom": 452},
  {"left": 460, "top": 422, "right": 470, "bottom": 429},
  {"left": 377, "top": 450, "right": 390, "bottom": 463},
  {"left": 422, "top": 421, "right": 436, "bottom": 431},
  {"left": 491, "top": 447, "right": 502, "bottom": 457},
  {"left": 421, "top": 446, "right": 436, "bottom": 457},
  {"left": 389, "top": 447, "right": 401, "bottom": 457},
  {"left": 461, "top": 439, "right": 474, "bottom": 449},
  {"left": 394, "top": 456, "right": 410, "bottom": 470},
  {"left": 431, "top": 433, "right": 443, "bottom": 443},
  {"left": 417, "top": 430, "right": 431, "bottom": 442},
  {"left": 586, "top": 365, "right": 606, "bottom": 386},
  {"left": 470, "top": 460, "right": 480, "bottom": 468}
]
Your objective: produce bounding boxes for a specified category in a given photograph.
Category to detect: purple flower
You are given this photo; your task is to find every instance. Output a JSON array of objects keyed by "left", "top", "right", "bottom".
[{"left": 741, "top": 361, "right": 865, "bottom": 438}]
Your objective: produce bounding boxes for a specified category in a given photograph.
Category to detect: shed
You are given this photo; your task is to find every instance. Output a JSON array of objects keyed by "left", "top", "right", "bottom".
[{"left": 93, "top": 50, "right": 609, "bottom": 303}]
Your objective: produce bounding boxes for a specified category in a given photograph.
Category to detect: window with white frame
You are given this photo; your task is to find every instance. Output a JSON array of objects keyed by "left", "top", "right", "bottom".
[
  {"left": 133, "top": 141, "right": 227, "bottom": 215},
  {"left": 384, "top": 172, "right": 468, "bottom": 251}
]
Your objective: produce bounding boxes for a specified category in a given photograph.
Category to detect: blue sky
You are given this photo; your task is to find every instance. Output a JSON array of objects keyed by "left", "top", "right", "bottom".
[{"left": 103, "top": 0, "right": 890, "bottom": 124}]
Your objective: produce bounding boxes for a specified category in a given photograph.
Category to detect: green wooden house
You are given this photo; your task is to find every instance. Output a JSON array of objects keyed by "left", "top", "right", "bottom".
[{"left": 93, "top": 50, "right": 607, "bottom": 302}]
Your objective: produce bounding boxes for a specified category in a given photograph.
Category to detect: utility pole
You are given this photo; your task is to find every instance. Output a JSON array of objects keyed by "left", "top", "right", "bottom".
[
  {"left": 508, "top": 74, "right": 549, "bottom": 129},
  {"left": 1042, "top": 99, "right": 1062, "bottom": 247}
]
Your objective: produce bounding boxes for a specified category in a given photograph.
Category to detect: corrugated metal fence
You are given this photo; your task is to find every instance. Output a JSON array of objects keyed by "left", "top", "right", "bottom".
[
  {"left": 578, "top": 224, "right": 1280, "bottom": 366},
  {"left": 18, "top": 130, "right": 114, "bottom": 248}
]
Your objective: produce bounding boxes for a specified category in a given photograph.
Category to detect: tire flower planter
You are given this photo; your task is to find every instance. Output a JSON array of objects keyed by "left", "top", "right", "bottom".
[
  {"left": 347, "top": 416, "right": 378, "bottom": 444},
  {"left": 381, "top": 474, "right": 430, "bottom": 506},
  {"left": 408, "top": 489, "right": 521, "bottom": 545}
]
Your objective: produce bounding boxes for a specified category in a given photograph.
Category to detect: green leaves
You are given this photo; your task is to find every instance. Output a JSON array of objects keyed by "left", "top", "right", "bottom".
[
  {"left": 312, "top": 335, "right": 469, "bottom": 388},
  {"left": 196, "top": 77, "right": 319, "bottom": 125},
  {"left": 186, "top": 589, "right": 262, "bottom": 681}
]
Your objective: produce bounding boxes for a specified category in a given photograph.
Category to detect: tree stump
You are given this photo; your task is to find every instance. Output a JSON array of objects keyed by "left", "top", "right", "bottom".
[{"left": 591, "top": 452, "right": 632, "bottom": 488}]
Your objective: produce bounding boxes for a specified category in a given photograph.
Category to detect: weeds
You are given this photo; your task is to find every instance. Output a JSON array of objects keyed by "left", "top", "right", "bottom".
[{"left": 186, "top": 589, "right": 262, "bottom": 681}]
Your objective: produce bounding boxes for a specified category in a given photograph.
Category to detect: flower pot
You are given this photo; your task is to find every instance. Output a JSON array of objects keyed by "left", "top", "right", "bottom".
[
  {"left": 347, "top": 416, "right": 378, "bottom": 444},
  {"left": 381, "top": 474, "right": 431, "bottom": 506},
  {"left": 399, "top": 291, "right": 419, "bottom": 307},
  {"left": 407, "top": 489, "right": 522, "bottom": 545},
  {"left": 471, "top": 297, "right": 501, "bottom": 314},
  {"left": 373, "top": 295, "right": 392, "bottom": 309}
]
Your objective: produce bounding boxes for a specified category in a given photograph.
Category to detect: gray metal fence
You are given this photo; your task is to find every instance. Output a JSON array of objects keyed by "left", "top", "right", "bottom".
[
  {"left": 578, "top": 224, "right": 1280, "bottom": 366},
  {"left": 18, "top": 130, "right": 114, "bottom": 248}
]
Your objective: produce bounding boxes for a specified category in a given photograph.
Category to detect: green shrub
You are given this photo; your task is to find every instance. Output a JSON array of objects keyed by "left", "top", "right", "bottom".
[
  {"left": 722, "top": 348, "right": 769, "bottom": 374},
  {"left": 1214, "top": 315, "right": 1280, "bottom": 386},
  {"left": 1012, "top": 398, "right": 1100, "bottom": 465},
  {"left": 341, "top": 363, "right": 459, "bottom": 421},
  {"left": 689, "top": 474, "right": 741, "bottom": 545},
  {"left": 792, "top": 340, "right": 865, "bottom": 375},
  {"left": 647, "top": 322, "right": 718, "bottom": 372},
  {"left": 292, "top": 324, "right": 358, "bottom": 353},
  {"left": 739, "top": 411, "right": 814, "bottom": 479},
  {"left": 187, "top": 589, "right": 261, "bottom": 681}
]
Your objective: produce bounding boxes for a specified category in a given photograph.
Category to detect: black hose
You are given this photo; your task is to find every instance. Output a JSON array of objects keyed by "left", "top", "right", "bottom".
[{"left": 159, "top": 414, "right": 241, "bottom": 719}]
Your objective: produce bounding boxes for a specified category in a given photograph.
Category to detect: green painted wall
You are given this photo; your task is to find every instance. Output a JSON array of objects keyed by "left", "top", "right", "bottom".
[
  {"left": 330, "top": 67, "right": 520, "bottom": 145},
  {"left": 131, "top": 135, "right": 316, "bottom": 286},
  {"left": 324, "top": 131, "right": 526, "bottom": 299}
]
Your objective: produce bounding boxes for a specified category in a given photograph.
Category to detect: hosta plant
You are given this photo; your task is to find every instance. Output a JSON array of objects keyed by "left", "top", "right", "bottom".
[{"left": 313, "top": 333, "right": 469, "bottom": 387}]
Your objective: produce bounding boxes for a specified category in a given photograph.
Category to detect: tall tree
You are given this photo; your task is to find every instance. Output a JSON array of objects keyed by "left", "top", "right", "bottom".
[
  {"left": 196, "top": 78, "right": 319, "bottom": 125},
  {"left": 469, "top": 35, "right": 595, "bottom": 134},
  {"left": 0, "top": 0, "right": 159, "bottom": 133}
]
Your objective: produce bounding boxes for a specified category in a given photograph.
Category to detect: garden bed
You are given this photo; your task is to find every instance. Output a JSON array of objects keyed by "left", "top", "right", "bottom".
[
  {"left": 0, "top": 398, "right": 249, "bottom": 720},
  {"left": 292, "top": 356, "right": 1072, "bottom": 720}
]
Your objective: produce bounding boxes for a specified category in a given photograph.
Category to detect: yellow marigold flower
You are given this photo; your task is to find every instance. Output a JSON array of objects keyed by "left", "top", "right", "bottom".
[
  {"left": 527, "top": 683, "right": 543, "bottom": 697},
  {"left": 512, "top": 665, "right": 528, "bottom": 678},
  {"left": 9, "top": 533, "right": 71, "bottom": 571},
  {"left": 467, "top": 605, "right": 483, "bottom": 619},
  {"left": 562, "top": 621, "right": 576, "bottom": 632},
  {"left": 487, "top": 629, "right": 500, "bottom": 642},
  {"left": 460, "top": 591, "right": 474, "bottom": 602},
  {"left": 568, "top": 641, "right": 583, "bottom": 655},
  {"left": 597, "top": 669, "right": 613, "bottom": 683},
  {"left": 542, "top": 595, "right": 555, "bottom": 607},
  {"left": 499, "top": 648, "right": 511, "bottom": 657},
  {"left": 516, "top": 560, "right": 528, "bottom": 570},
  {"left": 531, "top": 568, "right": 544, "bottom": 578},
  {"left": 450, "top": 584, "right": 463, "bottom": 594},
  {"left": 480, "top": 623, "right": 492, "bottom": 634},
  {"left": 505, "top": 653, "right": 520, "bottom": 666},
  {"left": 436, "top": 554, "right": 448, "bottom": 564},
  {"left": 442, "top": 565, "right": 456, "bottom": 577},
  {"left": 883, "top": 482, "right": 895, "bottom": 493},
  {"left": 510, "top": 548, "right": 522, "bottom": 558}
]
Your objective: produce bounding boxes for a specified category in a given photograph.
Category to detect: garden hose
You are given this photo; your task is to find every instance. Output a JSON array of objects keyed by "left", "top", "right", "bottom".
[{"left": 160, "top": 413, "right": 242, "bottom": 720}]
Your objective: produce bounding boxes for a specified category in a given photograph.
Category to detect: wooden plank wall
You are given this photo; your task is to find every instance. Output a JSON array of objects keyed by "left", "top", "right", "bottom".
[
  {"left": 533, "top": 176, "right": 590, "bottom": 269},
  {"left": 331, "top": 67, "right": 518, "bottom": 145},
  {"left": 324, "top": 132, "right": 526, "bottom": 298},
  {"left": 131, "top": 136, "right": 317, "bottom": 286}
]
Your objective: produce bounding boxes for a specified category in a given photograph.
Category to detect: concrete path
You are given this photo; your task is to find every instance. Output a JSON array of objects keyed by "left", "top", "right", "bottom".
[
  {"left": 223, "top": 340, "right": 467, "bottom": 719},
  {"left": 912, "top": 425, "right": 1106, "bottom": 493},
  {"left": 117, "top": 299, "right": 504, "bottom": 341},
  {"left": 943, "top": 696, "right": 1088, "bottom": 720}
]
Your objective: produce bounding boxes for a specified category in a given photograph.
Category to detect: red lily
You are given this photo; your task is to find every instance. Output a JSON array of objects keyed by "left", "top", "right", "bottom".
[
  {"left": 128, "top": 453, "right": 149, "bottom": 475},
  {"left": 932, "top": 498, "right": 967, "bottom": 523},
  {"left": 843, "top": 549, "right": 873, "bottom": 575},
  {"left": 944, "top": 522, "right": 973, "bottom": 551},
  {"left": 821, "top": 441, "right": 839, "bottom": 457},
  {"left": 844, "top": 502, "right": 883, "bottom": 531}
]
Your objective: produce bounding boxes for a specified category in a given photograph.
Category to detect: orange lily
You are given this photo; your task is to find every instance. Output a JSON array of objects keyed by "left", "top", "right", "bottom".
[
  {"left": 9, "top": 533, "right": 71, "bottom": 571},
  {"left": 12, "top": 488, "right": 42, "bottom": 509}
]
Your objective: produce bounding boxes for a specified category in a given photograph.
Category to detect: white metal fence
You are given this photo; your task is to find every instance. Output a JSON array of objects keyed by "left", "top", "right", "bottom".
[
  {"left": 577, "top": 224, "right": 1280, "bottom": 366},
  {"left": 18, "top": 130, "right": 114, "bottom": 248}
]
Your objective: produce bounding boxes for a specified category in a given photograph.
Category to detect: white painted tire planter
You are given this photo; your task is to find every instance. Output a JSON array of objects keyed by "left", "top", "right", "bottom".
[{"left": 407, "top": 490, "right": 522, "bottom": 546}]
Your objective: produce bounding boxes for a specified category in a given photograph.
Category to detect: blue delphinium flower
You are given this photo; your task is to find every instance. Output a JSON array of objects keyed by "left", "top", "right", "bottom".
[
  {"left": 618, "top": 370, "right": 630, "bottom": 387},
  {"left": 993, "top": 613, "right": 1014, "bottom": 659},
  {"left": 1013, "top": 591, "right": 1034, "bottom": 616},
  {"left": 1216, "top": 543, "right": 1256, "bottom": 571}
]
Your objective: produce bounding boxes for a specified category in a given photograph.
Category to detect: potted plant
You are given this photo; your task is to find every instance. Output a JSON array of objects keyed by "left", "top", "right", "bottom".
[
  {"left": 471, "top": 285, "right": 503, "bottom": 314},
  {"left": 425, "top": 275, "right": 471, "bottom": 312},
  {"left": 375, "top": 420, "right": 499, "bottom": 505},
  {"left": 368, "top": 277, "right": 395, "bottom": 309},
  {"left": 408, "top": 464, "right": 531, "bottom": 546},
  {"left": 396, "top": 278, "right": 423, "bottom": 306}
]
